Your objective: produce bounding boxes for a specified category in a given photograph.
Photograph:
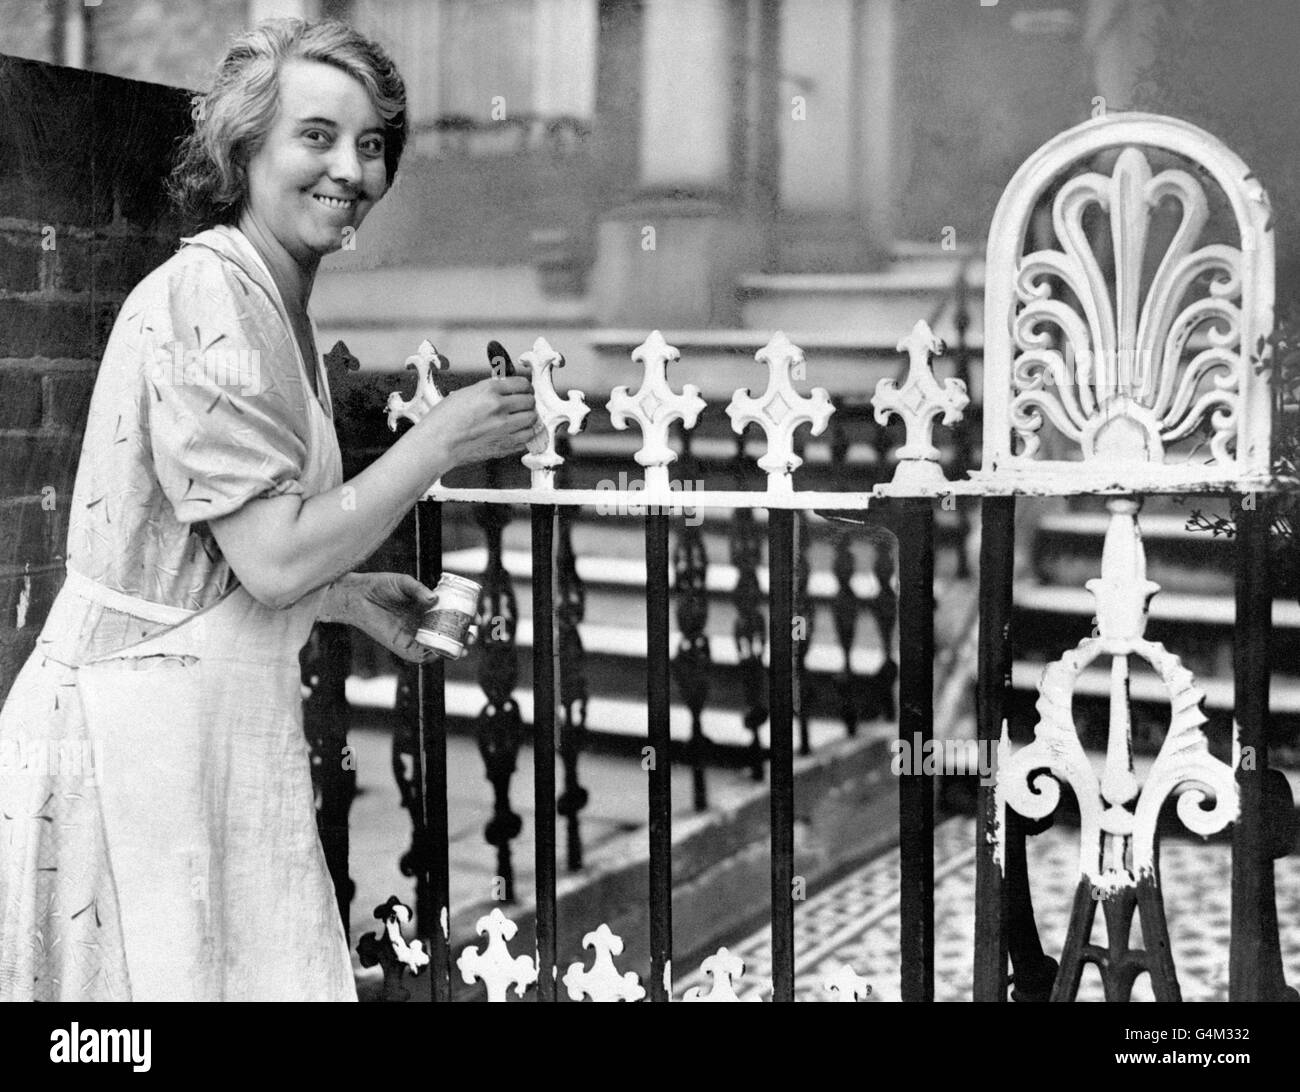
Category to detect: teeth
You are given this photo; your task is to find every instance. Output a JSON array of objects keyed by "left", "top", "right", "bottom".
[{"left": 314, "top": 195, "right": 355, "bottom": 209}]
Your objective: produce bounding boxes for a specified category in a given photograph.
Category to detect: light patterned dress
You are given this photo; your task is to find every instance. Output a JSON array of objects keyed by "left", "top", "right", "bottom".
[{"left": 0, "top": 225, "right": 356, "bottom": 1000}]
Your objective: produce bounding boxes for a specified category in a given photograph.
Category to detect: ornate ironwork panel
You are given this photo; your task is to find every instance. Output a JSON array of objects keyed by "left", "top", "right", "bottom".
[
  {"left": 554, "top": 434, "right": 590, "bottom": 871},
  {"left": 672, "top": 425, "right": 711, "bottom": 809},
  {"left": 966, "top": 114, "right": 1290, "bottom": 1001},
  {"left": 730, "top": 434, "right": 768, "bottom": 780}
]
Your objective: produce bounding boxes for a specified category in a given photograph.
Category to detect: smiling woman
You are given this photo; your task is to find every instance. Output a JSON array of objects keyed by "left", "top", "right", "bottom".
[{"left": 0, "top": 18, "right": 538, "bottom": 1002}]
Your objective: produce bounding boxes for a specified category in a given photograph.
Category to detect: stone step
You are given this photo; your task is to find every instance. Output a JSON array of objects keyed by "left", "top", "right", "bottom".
[
  {"left": 440, "top": 547, "right": 892, "bottom": 639},
  {"left": 737, "top": 264, "right": 985, "bottom": 344},
  {"left": 1012, "top": 581, "right": 1300, "bottom": 679},
  {"left": 887, "top": 240, "right": 983, "bottom": 271},
  {"left": 1015, "top": 581, "right": 1300, "bottom": 629},
  {"left": 446, "top": 488, "right": 966, "bottom": 546},
  {"left": 494, "top": 509, "right": 907, "bottom": 558},
  {"left": 346, "top": 675, "right": 868, "bottom": 753},
  {"left": 1032, "top": 509, "right": 1240, "bottom": 593},
  {"left": 439, "top": 605, "right": 886, "bottom": 679}
]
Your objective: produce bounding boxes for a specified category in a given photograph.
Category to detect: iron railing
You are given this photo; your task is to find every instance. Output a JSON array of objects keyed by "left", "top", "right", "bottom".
[
  {"left": 358, "top": 320, "right": 970, "bottom": 1002},
  {"left": 319, "top": 111, "right": 1295, "bottom": 1005}
]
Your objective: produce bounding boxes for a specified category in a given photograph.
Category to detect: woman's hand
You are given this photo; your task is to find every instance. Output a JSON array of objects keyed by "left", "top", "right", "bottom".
[
  {"left": 325, "top": 572, "right": 474, "bottom": 663},
  {"left": 417, "top": 375, "right": 538, "bottom": 468}
]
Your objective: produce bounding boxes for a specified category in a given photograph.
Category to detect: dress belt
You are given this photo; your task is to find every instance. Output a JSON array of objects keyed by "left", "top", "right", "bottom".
[{"left": 62, "top": 565, "right": 197, "bottom": 626}]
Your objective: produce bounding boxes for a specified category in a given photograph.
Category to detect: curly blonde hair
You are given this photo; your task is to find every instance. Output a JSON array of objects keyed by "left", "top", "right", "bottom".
[{"left": 168, "top": 18, "right": 408, "bottom": 230}]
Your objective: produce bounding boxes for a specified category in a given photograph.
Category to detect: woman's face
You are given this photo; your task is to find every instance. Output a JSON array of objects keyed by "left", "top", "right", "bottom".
[{"left": 241, "top": 59, "right": 389, "bottom": 264}]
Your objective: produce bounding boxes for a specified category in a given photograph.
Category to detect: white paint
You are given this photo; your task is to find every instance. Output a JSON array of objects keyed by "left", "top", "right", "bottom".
[
  {"left": 15, "top": 570, "right": 30, "bottom": 630},
  {"left": 872, "top": 319, "right": 969, "bottom": 488},
  {"left": 823, "top": 964, "right": 872, "bottom": 1001},
  {"left": 607, "top": 331, "right": 706, "bottom": 492},
  {"left": 382, "top": 901, "right": 430, "bottom": 975},
  {"left": 981, "top": 113, "right": 1274, "bottom": 487},
  {"left": 725, "top": 332, "right": 834, "bottom": 494},
  {"left": 386, "top": 340, "right": 447, "bottom": 430},
  {"left": 997, "top": 499, "right": 1236, "bottom": 889},
  {"left": 456, "top": 908, "right": 538, "bottom": 1002},
  {"left": 683, "top": 948, "right": 761, "bottom": 1002},
  {"left": 561, "top": 924, "right": 646, "bottom": 1002},
  {"left": 520, "top": 337, "right": 589, "bottom": 488}
]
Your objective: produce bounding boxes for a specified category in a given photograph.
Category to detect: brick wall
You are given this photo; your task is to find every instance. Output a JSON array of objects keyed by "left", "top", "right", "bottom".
[{"left": 0, "top": 55, "right": 189, "bottom": 702}]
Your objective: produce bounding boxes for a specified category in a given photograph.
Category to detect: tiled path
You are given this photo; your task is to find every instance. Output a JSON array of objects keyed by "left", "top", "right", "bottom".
[{"left": 672, "top": 817, "right": 1300, "bottom": 1001}]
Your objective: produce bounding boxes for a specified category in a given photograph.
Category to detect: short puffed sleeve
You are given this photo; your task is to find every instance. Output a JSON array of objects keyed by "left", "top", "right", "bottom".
[{"left": 142, "top": 251, "right": 311, "bottom": 524}]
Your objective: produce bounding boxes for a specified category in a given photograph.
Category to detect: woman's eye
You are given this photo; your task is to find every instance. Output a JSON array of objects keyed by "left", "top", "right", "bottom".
[
  {"left": 360, "top": 138, "right": 385, "bottom": 158},
  {"left": 303, "top": 129, "right": 330, "bottom": 145}
]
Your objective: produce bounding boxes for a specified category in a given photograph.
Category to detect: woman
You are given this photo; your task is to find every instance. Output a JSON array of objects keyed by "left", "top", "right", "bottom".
[{"left": 0, "top": 19, "right": 537, "bottom": 1001}]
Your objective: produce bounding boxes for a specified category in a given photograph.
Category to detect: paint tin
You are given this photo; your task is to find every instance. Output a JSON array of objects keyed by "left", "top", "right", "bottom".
[{"left": 415, "top": 573, "right": 481, "bottom": 657}]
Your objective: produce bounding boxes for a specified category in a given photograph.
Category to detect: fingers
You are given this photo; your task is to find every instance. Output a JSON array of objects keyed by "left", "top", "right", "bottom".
[
  {"left": 497, "top": 393, "right": 537, "bottom": 414},
  {"left": 403, "top": 638, "right": 440, "bottom": 664},
  {"left": 401, "top": 574, "right": 436, "bottom": 603},
  {"left": 396, "top": 638, "right": 427, "bottom": 663},
  {"left": 484, "top": 375, "right": 532, "bottom": 395}
]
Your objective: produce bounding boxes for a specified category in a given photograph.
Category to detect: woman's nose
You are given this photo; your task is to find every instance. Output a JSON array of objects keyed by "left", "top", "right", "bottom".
[{"left": 328, "top": 142, "right": 364, "bottom": 189}]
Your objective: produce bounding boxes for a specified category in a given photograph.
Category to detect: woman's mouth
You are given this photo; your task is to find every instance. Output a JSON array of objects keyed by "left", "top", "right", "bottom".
[{"left": 312, "top": 194, "right": 357, "bottom": 210}]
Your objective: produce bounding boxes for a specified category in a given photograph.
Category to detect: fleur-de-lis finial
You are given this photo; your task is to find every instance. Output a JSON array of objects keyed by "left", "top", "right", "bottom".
[
  {"left": 607, "top": 330, "right": 706, "bottom": 492},
  {"left": 355, "top": 896, "right": 428, "bottom": 1002},
  {"left": 823, "top": 964, "right": 871, "bottom": 1001},
  {"left": 725, "top": 331, "right": 833, "bottom": 494},
  {"left": 386, "top": 339, "right": 449, "bottom": 431},
  {"left": 456, "top": 908, "right": 538, "bottom": 1002},
  {"left": 873, "top": 319, "right": 969, "bottom": 489},
  {"left": 324, "top": 339, "right": 360, "bottom": 387},
  {"left": 519, "top": 337, "right": 589, "bottom": 488},
  {"left": 561, "top": 923, "right": 646, "bottom": 1002},
  {"left": 682, "top": 947, "right": 761, "bottom": 1002}
]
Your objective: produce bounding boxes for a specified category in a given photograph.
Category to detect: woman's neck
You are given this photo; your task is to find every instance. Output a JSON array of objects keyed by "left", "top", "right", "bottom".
[{"left": 235, "top": 211, "right": 318, "bottom": 317}]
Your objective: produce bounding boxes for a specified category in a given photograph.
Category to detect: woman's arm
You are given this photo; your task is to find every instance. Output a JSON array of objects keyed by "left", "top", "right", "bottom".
[{"left": 207, "top": 375, "right": 536, "bottom": 609}]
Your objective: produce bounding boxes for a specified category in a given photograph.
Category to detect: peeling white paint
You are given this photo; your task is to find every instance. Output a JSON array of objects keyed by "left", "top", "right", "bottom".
[{"left": 15, "top": 570, "right": 30, "bottom": 630}]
